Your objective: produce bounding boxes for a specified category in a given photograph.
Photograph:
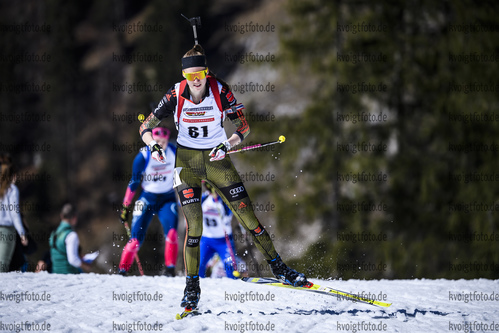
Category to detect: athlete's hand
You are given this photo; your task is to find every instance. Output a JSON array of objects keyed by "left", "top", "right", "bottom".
[
  {"left": 119, "top": 204, "right": 130, "bottom": 223},
  {"left": 149, "top": 140, "right": 166, "bottom": 163},
  {"left": 209, "top": 140, "right": 232, "bottom": 161}
]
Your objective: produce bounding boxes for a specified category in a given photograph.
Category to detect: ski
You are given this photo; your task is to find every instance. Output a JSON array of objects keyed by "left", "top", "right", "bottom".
[
  {"left": 241, "top": 277, "right": 392, "bottom": 307},
  {"left": 175, "top": 307, "right": 200, "bottom": 320}
]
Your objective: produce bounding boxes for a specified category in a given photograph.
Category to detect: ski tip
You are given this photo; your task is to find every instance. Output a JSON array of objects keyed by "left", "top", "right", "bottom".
[
  {"left": 175, "top": 307, "right": 199, "bottom": 320},
  {"left": 175, "top": 311, "right": 191, "bottom": 320}
]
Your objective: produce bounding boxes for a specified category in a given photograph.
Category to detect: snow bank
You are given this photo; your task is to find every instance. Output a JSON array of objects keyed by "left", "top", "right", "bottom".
[{"left": 1, "top": 272, "right": 498, "bottom": 332}]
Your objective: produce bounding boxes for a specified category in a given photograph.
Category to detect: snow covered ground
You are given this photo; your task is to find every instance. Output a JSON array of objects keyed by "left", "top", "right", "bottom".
[{"left": 1, "top": 272, "right": 499, "bottom": 332}]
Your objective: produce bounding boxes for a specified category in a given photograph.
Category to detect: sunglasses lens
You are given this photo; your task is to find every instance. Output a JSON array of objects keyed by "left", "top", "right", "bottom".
[
  {"left": 153, "top": 129, "right": 169, "bottom": 137},
  {"left": 184, "top": 69, "right": 207, "bottom": 81}
]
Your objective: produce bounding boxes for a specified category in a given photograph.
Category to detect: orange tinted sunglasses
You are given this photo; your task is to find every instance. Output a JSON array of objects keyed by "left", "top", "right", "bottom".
[{"left": 182, "top": 69, "right": 208, "bottom": 81}]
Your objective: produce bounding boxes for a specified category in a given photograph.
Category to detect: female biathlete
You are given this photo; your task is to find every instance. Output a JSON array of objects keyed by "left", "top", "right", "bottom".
[
  {"left": 138, "top": 44, "right": 307, "bottom": 309},
  {"left": 118, "top": 127, "right": 179, "bottom": 277}
]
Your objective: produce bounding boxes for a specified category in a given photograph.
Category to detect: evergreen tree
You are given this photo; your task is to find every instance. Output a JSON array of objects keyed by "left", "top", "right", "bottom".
[{"left": 247, "top": 0, "right": 499, "bottom": 279}]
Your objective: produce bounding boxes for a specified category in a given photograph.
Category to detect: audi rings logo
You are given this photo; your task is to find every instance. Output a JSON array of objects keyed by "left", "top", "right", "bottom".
[
  {"left": 229, "top": 186, "right": 245, "bottom": 195},
  {"left": 186, "top": 237, "right": 200, "bottom": 247},
  {"left": 221, "top": 183, "right": 248, "bottom": 202},
  {"left": 187, "top": 238, "right": 199, "bottom": 245}
]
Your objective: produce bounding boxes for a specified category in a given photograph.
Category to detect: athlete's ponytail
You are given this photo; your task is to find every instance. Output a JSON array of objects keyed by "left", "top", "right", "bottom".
[{"left": 183, "top": 44, "right": 205, "bottom": 58}]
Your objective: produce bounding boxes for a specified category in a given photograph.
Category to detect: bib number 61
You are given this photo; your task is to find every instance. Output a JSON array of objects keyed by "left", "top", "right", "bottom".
[{"left": 188, "top": 126, "right": 208, "bottom": 138}]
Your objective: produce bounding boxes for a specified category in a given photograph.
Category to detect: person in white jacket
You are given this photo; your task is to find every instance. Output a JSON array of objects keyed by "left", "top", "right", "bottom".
[{"left": 0, "top": 153, "right": 28, "bottom": 272}]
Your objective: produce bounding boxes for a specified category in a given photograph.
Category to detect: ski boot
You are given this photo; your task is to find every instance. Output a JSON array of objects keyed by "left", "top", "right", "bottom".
[
  {"left": 268, "top": 255, "right": 307, "bottom": 287},
  {"left": 180, "top": 275, "right": 200, "bottom": 309}
]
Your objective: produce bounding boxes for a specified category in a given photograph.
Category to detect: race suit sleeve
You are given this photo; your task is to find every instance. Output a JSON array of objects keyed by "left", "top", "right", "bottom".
[
  {"left": 128, "top": 152, "right": 146, "bottom": 192},
  {"left": 220, "top": 85, "right": 250, "bottom": 142},
  {"left": 122, "top": 152, "right": 147, "bottom": 207},
  {"left": 139, "top": 85, "right": 177, "bottom": 138}
]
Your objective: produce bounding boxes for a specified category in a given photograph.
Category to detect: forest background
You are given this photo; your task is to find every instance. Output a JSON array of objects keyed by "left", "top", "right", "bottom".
[{"left": 1, "top": 0, "right": 498, "bottom": 279}]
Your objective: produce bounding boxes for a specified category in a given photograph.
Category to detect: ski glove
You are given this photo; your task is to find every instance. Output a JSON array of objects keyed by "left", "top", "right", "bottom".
[
  {"left": 149, "top": 140, "right": 166, "bottom": 163},
  {"left": 209, "top": 140, "right": 231, "bottom": 161},
  {"left": 119, "top": 204, "right": 129, "bottom": 223}
]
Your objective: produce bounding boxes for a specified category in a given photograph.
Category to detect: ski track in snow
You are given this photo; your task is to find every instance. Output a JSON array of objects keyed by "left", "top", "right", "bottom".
[{"left": 1, "top": 272, "right": 498, "bottom": 332}]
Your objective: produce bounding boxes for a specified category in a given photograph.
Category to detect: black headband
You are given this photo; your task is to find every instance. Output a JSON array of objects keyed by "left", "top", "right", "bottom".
[{"left": 181, "top": 55, "right": 207, "bottom": 70}]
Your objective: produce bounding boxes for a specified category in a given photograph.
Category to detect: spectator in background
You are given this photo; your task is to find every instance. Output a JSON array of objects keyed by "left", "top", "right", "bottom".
[
  {"left": 35, "top": 251, "right": 52, "bottom": 273},
  {"left": 49, "top": 203, "right": 92, "bottom": 274},
  {"left": 0, "top": 153, "right": 28, "bottom": 272}
]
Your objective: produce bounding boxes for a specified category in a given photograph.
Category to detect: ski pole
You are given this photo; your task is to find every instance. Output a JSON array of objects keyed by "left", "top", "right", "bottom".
[
  {"left": 224, "top": 230, "right": 240, "bottom": 278},
  {"left": 217, "top": 203, "right": 240, "bottom": 278},
  {"left": 227, "top": 135, "right": 286, "bottom": 155},
  {"left": 122, "top": 220, "right": 144, "bottom": 276},
  {"left": 217, "top": 200, "right": 241, "bottom": 278},
  {"left": 243, "top": 231, "right": 261, "bottom": 277}
]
